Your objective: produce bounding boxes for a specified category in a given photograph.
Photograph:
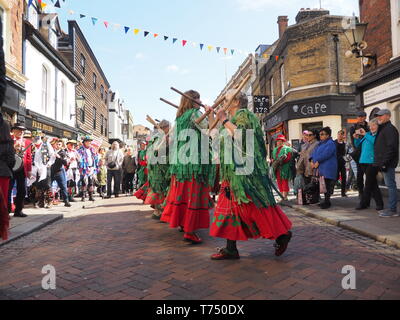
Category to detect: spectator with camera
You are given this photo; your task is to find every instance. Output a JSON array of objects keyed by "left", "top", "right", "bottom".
[
  {"left": 374, "top": 109, "right": 399, "bottom": 217},
  {"left": 353, "top": 118, "right": 384, "bottom": 211},
  {"left": 105, "top": 141, "right": 124, "bottom": 198},
  {"left": 350, "top": 111, "right": 370, "bottom": 199}
]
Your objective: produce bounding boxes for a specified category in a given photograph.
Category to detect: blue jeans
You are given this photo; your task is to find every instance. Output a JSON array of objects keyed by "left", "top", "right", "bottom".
[
  {"left": 53, "top": 169, "right": 68, "bottom": 202},
  {"left": 383, "top": 167, "right": 398, "bottom": 212}
]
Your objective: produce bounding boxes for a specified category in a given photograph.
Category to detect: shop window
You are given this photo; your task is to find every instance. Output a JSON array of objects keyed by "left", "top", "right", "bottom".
[
  {"left": 100, "top": 85, "right": 104, "bottom": 100},
  {"left": 302, "top": 122, "right": 323, "bottom": 133},
  {"left": 80, "top": 106, "right": 85, "bottom": 123}
]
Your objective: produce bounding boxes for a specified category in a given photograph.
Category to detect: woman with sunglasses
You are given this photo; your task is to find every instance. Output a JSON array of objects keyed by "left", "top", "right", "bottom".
[{"left": 310, "top": 127, "right": 338, "bottom": 209}]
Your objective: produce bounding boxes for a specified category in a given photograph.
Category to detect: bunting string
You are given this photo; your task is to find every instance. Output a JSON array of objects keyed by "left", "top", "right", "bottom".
[{"left": 31, "top": 0, "right": 284, "bottom": 60}]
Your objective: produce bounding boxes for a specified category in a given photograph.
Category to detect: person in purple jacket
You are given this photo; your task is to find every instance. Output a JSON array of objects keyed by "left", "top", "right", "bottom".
[{"left": 310, "top": 127, "right": 338, "bottom": 209}]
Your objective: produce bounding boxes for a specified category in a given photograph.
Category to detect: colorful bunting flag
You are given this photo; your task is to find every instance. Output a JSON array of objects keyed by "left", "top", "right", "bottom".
[
  {"left": 134, "top": 29, "right": 140, "bottom": 35},
  {"left": 164, "top": 36, "right": 169, "bottom": 41},
  {"left": 216, "top": 47, "right": 221, "bottom": 53},
  {"left": 104, "top": 21, "right": 109, "bottom": 28},
  {"left": 231, "top": 49, "right": 235, "bottom": 55},
  {"left": 144, "top": 31, "right": 149, "bottom": 37},
  {"left": 182, "top": 40, "right": 187, "bottom": 47},
  {"left": 80, "top": 14, "right": 86, "bottom": 19},
  {"left": 200, "top": 44, "right": 204, "bottom": 50},
  {"left": 173, "top": 38, "right": 177, "bottom": 44},
  {"left": 208, "top": 45, "right": 213, "bottom": 51},
  {"left": 54, "top": 0, "right": 61, "bottom": 8},
  {"left": 224, "top": 48, "right": 228, "bottom": 55},
  {"left": 154, "top": 33, "right": 159, "bottom": 38},
  {"left": 124, "top": 26, "right": 130, "bottom": 34},
  {"left": 91, "top": 17, "right": 98, "bottom": 26}
]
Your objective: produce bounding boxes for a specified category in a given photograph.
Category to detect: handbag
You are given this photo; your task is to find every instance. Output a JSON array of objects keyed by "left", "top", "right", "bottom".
[
  {"left": 108, "top": 153, "right": 118, "bottom": 169},
  {"left": 350, "top": 143, "right": 362, "bottom": 163}
]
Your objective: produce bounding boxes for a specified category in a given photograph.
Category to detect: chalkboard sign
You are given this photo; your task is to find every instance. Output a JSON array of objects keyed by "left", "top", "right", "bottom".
[{"left": 253, "top": 96, "right": 270, "bottom": 113}]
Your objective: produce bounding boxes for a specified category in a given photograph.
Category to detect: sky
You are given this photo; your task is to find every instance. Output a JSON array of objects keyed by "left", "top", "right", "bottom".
[{"left": 49, "top": 0, "right": 359, "bottom": 127}]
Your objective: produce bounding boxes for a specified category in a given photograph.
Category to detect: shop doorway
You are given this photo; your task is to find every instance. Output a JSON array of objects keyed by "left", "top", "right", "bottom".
[{"left": 302, "top": 122, "right": 323, "bottom": 133}]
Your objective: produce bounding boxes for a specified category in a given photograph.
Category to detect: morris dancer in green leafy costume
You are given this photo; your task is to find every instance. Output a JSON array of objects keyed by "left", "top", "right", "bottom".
[
  {"left": 209, "top": 90, "right": 293, "bottom": 260},
  {"left": 144, "top": 120, "right": 171, "bottom": 220},
  {"left": 271, "top": 135, "right": 293, "bottom": 200},
  {"left": 133, "top": 142, "right": 149, "bottom": 202},
  {"left": 160, "top": 90, "right": 216, "bottom": 244}
]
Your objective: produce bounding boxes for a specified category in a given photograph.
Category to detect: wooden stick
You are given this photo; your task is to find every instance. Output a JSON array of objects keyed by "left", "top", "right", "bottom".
[
  {"left": 160, "top": 98, "right": 178, "bottom": 109},
  {"left": 146, "top": 115, "right": 161, "bottom": 131},
  {"left": 171, "top": 87, "right": 205, "bottom": 108},
  {"left": 209, "top": 72, "right": 252, "bottom": 131},
  {"left": 194, "top": 95, "right": 225, "bottom": 124}
]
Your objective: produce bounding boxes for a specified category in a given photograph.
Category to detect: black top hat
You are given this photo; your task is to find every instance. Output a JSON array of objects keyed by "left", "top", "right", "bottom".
[{"left": 11, "top": 123, "right": 27, "bottom": 131}]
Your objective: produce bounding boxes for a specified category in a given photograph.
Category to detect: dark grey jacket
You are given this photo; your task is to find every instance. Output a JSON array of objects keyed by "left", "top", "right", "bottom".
[
  {"left": 0, "top": 17, "right": 6, "bottom": 107},
  {"left": 0, "top": 142, "right": 16, "bottom": 178},
  {"left": 374, "top": 121, "right": 399, "bottom": 168}
]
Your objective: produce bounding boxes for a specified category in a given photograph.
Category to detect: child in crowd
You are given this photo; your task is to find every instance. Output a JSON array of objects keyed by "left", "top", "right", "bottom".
[{"left": 97, "top": 159, "right": 107, "bottom": 198}]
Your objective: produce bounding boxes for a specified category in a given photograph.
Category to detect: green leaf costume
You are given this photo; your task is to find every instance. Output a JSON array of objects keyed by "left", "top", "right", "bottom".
[
  {"left": 169, "top": 108, "right": 215, "bottom": 187},
  {"left": 272, "top": 145, "right": 293, "bottom": 180},
  {"left": 137, "top": 149, "right": 147, "bottom": 188},
  {"left": 219, "top": 109, "right": 277, "bottom": 208}
]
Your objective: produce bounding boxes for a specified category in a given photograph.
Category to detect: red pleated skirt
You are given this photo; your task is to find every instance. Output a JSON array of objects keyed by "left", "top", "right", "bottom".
[
  {"left": 161, "top": 175, "right": 212, "bottom": 233},
  {"left": 0, "top": 177, "right": 10, "bottom": 241},
  {"left": 144, "top": 189, "right": 165, "bottom": 207},
  {"left": 134, "top": 181, "right": 150, "bottom": 201},
  {"left": 210, "top": 181, "right": 292, "bottom": 241}
]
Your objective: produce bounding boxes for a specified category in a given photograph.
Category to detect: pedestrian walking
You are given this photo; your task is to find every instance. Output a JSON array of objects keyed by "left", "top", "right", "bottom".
[
  {"left": 374, "top": 109, "right": 399, "bottom": 217},
  {"left": 310, "top": 127, "right": 337, "bottom": 209},
  {"left": 122, "top": 147, "right": 137, "bottom": 196},
  {"left": 0, "top": 114, "right": 15, "bottom": 240},
  {"left": 335, "top": 130, "right": 347, "bottom": 197},
  {"left": 105, "top": 141, "right": 124, "bottom": 198},
  {"left": 209, "top": 90, "right": 292, "bottom": 259},
  {"left": 354, "top": 118, "right": 384, "bottom": 211}
]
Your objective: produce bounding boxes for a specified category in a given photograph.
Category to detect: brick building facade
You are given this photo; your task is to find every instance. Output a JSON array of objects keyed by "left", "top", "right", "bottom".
[
  {"left": 257, "top": 9, "right": 362, "bottom": 155},
  {"left": 356, "top": 0, "right": 400, "bottom": 184},
  {"left": 59, "top": 20, "right": 110, "bottom": 147},
  {"left": 0, "top": 0, "right": 28, "bottom": 124}
]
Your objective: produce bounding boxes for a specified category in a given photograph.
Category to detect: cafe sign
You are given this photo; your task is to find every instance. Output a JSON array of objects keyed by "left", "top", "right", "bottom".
[{"left": 32, "top": 120, "right": 54, "bottom": 133}]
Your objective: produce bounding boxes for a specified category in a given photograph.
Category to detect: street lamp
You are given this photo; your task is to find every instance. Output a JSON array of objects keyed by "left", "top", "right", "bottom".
[
  {"left": 343, "top": 17, "right": 376, "bottom": 67},
  {"left": 71, "top": 95, "right": 86, "bottom": 120}
]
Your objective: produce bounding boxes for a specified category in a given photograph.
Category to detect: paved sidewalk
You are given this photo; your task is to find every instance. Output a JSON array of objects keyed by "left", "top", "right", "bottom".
[
  {"left": 0, "top": 197, "right": 107, "bottom": 247},
  {"left": 282, "top": 191, "right": 400, "bottom": 249}
]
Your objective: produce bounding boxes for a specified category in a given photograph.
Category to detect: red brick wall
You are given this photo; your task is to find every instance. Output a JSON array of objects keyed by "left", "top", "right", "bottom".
[{"left": 359, "top": 0, "right": 392, "bottom": 72}]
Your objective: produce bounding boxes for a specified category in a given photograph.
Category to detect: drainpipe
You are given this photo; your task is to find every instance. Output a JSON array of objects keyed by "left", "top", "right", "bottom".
[
  {"left": 54, "top": 68, "right": 58, "bottom": 121},
  {"left": 333, "top": 34, "right": 340, "bottom": 94}
]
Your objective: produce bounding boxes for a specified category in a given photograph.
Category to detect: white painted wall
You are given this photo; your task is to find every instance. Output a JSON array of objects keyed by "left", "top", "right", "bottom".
[
  {"left": 25, "top": 41, "right": 75, "bottom": 128},
  {"left": 109, "top": 90, "right": 127, "bottom": 140},
  {"left": 288, "top": 115, "right": 342, "bottom": 141}
]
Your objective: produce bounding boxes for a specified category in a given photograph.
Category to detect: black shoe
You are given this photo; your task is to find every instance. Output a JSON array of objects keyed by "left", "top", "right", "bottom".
[
  {"left": 89, "top": 197, "right": 95, "bottom": 202},
  {"left": 356, "top": 205, "right": 368, "bottom": 210},
  {"left": 376, "top": 206, "right": 384, "bottom": 211},
  {"left": 14, "top": 212, "right": 28, "bottom": 218},
  {"left": 104, "top": 195, "right": 111, "bottom": 199},
  {"left": 319, "top": 202, "right": 331, "bottom": 209},
  {"left": 64, "top": 202, "right": 72, "bottom": 207},
  {"left": 115, "top": 194, "right": 119, "bottom": 198},
  {"left": 274, "top": 231, "right": 292, "bottom": 256}
]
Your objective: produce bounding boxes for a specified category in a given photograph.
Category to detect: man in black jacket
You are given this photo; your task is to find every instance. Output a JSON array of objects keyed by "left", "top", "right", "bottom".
[
  {"left": 374, "top": 109, "right": 399, "bottom": 217},
  {"left": 0, "top": 16, "right": 7, "bottom": 107}
]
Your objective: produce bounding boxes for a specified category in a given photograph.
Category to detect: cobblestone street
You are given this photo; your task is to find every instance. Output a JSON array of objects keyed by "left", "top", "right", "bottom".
[{"left": 0, "top": 195, "right": 399, "bottom": 300}]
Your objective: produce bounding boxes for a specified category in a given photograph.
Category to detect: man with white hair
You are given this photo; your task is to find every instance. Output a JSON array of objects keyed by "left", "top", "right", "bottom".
[
  {"left": 374, "top": 109, "right": 399, "bottom": 217},
  {"left": 105, "top": 141, "right": 124, "bottom": 198}
]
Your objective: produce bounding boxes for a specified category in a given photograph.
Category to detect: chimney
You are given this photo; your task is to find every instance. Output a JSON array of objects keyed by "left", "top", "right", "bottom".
[
  {"left": 277, "top": 16, "right": 289, "bottom": 38},
  {"left": 295, "top": 8, "right": 330, "bottom": 24}
]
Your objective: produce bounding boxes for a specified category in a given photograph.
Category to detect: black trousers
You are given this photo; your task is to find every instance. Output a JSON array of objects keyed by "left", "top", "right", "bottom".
[
  {"left": 8, "top": 169, "right": 26, "bottom": 214},
  {"left": 337, "top": 162, "right": 347, "bottom": 196},
  {"left": 124, "top": 172, "right": 135, "bottom": 192},
  {"left": 323, "top": 178, "right": 335, "bottom": 204},
  {"left": 359, "top": 164, "right": 384, "bottom": 208},
  {"left": 356, "top": 162, "right": 365, "bottom": 196},
  {"left": 107, "top": 170, "right": 121, "bottom": 196}
]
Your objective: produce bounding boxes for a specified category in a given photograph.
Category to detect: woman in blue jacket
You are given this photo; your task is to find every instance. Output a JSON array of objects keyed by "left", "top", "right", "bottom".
[
  {"left": 353, "top": 118, "right": 383, "bottom": 210},
  {"left": 310, "top": 127, "right": 338, "bottom": 209}
]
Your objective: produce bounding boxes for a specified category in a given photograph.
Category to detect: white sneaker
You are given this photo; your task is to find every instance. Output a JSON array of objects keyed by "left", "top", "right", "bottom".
[{"left": 379, "top": 210, "right": 400, "bottom": 218}]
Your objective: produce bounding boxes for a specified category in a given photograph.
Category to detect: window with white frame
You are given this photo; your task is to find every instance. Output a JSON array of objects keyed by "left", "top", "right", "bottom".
[
  {"left": 41, "top": 65, "right": 49, "bottom": 113},
  {"left": 270, "top": 76, "right": 275, "bottom": 105},
  {"left": 391, "top": 0, "right": 400, "bottom": 57},
  {"left": 80, "top": 54, "right": 86, "bottom": 75},
  {"left": 280, "top": 65, "right": 285, "bottom": 95},
  {"left": 61, "top": 81, "right": 66, "bottom": 120}
]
